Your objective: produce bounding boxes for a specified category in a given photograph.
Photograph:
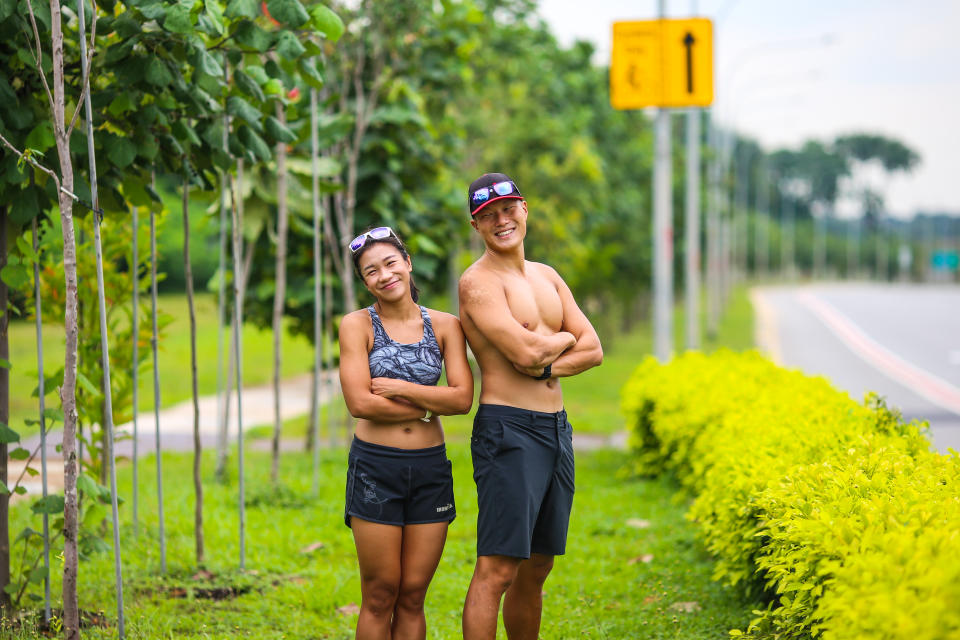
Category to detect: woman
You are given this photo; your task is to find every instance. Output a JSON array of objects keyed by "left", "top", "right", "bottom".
[{"left": 339, "top": 226, "right": 474, "bottom": 640}]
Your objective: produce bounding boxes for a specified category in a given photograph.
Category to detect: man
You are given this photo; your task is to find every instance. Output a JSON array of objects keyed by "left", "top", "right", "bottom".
[{"left": 458, "top": 173, "right": 603, "bottom": 639}]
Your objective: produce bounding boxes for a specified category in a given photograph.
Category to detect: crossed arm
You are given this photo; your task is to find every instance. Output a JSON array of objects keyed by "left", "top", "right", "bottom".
[
  {"left": 459, "top": 265, "right": 602, "bottom": 379},
  {"left": 338, "top": 310, "right": 474, "bottom": 422}
]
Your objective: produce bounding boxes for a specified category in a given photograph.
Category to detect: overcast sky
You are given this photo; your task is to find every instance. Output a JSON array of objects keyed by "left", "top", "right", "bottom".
[{"left": 536, "top": 0, "right": 960, "bottom": 218}]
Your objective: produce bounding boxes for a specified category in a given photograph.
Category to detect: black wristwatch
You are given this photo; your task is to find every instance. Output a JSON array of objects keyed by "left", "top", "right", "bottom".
[{"left": 533, "top": 363, "right": 552, "bottom": 380}]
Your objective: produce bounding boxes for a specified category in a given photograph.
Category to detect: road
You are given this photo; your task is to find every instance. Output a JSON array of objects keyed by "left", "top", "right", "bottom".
[{"left": 752, "top": 283, "right": 960, "bottom": 453}]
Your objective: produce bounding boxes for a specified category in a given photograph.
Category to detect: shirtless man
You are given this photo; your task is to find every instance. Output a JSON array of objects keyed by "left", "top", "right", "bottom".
[{"left": 458, "top": 173, "right": 603, "bottom": 640}]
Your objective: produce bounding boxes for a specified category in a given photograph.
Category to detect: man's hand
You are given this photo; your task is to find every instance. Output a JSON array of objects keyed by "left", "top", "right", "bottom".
[
  {"left": 370, "top": 377, "right": 408, "bottom": 399},
  {"left": 512, "top": 362, "right": 548, "bottom": 378}
]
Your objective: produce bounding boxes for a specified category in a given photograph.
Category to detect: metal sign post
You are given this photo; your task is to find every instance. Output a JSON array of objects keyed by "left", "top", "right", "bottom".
[{"left": 611, "top": 12, "right": 714, "bottom": 360}]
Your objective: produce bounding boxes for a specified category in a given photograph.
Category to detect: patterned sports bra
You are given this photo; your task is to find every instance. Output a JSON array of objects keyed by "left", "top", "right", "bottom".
[{"left": 367, "top": 305, "right": 443, "bottom": 386}]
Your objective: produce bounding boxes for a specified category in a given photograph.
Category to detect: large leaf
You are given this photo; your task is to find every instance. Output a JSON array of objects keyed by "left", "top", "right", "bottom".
[
  {"left": 310, "top": 4, "right": 343, "bottom": 42},
  {"left": 8, "top": 447, "right": 30, "bottom": 461},
  {"left": 265, "top": 115, "right": 296, "bottom": 143},
  {"left": 234, "top": 69, "right": 266, "bottom": 103},
  {"left": 233, "top": 19, "right": 272, "bottom": 52},
  {"left": 24, "top": 121, "right": 55, "bottom": 152},
  {"left": 31, "top": 494, "right": 64, "bottom": 516},
  {"left": 224, "top": 0, "right": 258, "bottom": 19},
  {"left": 145, "top": 57, "right": 174, "bottom": 86},
  {"left": 194, "top": 46, "right": 224, "bottom": 78},
  {"left": 106, "top": 135, "right": 137, "bottom": 168},
  {"left": 162, "top": 3, "right": 193, "bottom": 34},
  {"left": 275, "top": 30, "right": 305, "bottom": 61},
  {"left": 172, "top": 120, "right": 202, "bottom": 148},
  {"left": 227, "top": 96, "right": 264, "bottom": 132},
  {"left": 0, "top": 264, "right": 29, "bottom": 290},
  {"left": 0, "top": 422, "right": 20, "bottom": 444},
  {"left": 238, "top": 126, "right": 272, "bottom": 162},
  {"left": 266, "top": 0, "right": 309, "bottom": 27},
  {"left": 297, "top": 57, "right": 323, "bottom": 89}
]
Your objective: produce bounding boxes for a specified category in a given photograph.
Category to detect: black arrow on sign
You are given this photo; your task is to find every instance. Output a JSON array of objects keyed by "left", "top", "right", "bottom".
[{"left": 683, "top": 31, "right": 695, "bottom": 93}]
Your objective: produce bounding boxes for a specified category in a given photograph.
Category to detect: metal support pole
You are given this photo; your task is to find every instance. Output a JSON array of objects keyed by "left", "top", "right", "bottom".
[
  {"left": 653, "top": 0, "right": 673, "bottom": 361},
  {"left": 310, "top": 87, "right": 323, "bottom": 495},
  {"left": 684, "top": 107, "right": 700, "bottom": 350},
  {"left": 705, "top": 113, "right": 720, "bottom": 339}
]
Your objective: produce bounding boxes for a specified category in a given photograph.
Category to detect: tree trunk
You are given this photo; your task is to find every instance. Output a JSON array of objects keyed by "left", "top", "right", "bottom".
[
  {"left": 215, "top": 71, "right": 230, "bottom": 482},
  {"left": 270, "top": 104, "right": 288, "bottom": 485},
  {"left": 183, "top": 172, "right": 204, "bottom": 565},
  {"left": 0, "top": 205, "right": 9, "bottom": 613},
  {"left": 323, "top": 204, "right": 336, "bottom": 447},
  {"left": 32, "top": 216, "right": 52, "bottom": 622},
  {"left": 308, "top": 86, "right": 322, "bottom": 488},
  {"left": 49, "top": 0, "right": 81, "bottom": 634}
]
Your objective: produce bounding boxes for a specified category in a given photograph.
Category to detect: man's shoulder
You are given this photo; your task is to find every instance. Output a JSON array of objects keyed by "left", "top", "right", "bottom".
[
  {"left": 459, "top": 260, "right": 500, "bottom": 289},
  {"left": 525, "top": 260, "right": 564, "bottom": 285}
]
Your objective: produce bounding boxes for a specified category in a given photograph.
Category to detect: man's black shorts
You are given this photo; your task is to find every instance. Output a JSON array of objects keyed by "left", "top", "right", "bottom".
[
  {"left": 471, "top": 404, "right": 575, "bottom": 559},
  {"left": 344, "top": 437, "right": 456, "bottom": 527}
]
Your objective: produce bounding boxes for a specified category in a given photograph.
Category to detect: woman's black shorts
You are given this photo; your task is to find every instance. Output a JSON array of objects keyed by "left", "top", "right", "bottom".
[{"left": 344, "top": 437, "right": 456, "bottom": 528}]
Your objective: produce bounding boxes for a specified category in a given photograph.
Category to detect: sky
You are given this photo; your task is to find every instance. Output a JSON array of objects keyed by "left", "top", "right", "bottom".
[{"left": 535, "top": 0, "right": 960, "bottom": 218}]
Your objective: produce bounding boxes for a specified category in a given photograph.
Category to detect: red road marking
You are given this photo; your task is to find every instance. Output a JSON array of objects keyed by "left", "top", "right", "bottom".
[{"left": 799, "top": 292, "right": 960, "bottom": 416}]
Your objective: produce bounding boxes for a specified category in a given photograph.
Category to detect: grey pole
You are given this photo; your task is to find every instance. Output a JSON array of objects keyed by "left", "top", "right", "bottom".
[
  {"left": 76, "top": 1, "right": 125, "bottom": 633},
  {"left": 653, "top": 0, "right": 673, "bottom": 361},
  {"left": 232, "top": 162, "right": 247, "bottom": 569},
  {"left": 705, "top": 112, "right": 720, "bottom": 339},
  {"left": 149, "top": 174, "right": 167, "bottom": 573},
  {"left": 31, "top": 217, "right": 50, "bottom": 622},
  {"left": 684, "top": 106, "right": 700, "bottom": 350},
  {"left": 755, "top": 162, "right": 770, "bottom": 278}
]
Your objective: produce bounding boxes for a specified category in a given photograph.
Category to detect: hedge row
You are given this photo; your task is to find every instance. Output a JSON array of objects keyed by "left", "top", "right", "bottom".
[{"left": 622, "top": 350, "right": 960, "bottom": 640}]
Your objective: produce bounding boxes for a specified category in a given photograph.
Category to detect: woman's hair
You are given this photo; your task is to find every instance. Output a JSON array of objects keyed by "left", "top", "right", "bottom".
[{"left": 351, "top": 231, "right": 420, "bottom": 303}]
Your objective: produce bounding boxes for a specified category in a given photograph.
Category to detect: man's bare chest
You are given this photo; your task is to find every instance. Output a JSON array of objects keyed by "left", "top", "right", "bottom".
[{"left": 502, "top": 273, "right": 563, "bottom": 333}]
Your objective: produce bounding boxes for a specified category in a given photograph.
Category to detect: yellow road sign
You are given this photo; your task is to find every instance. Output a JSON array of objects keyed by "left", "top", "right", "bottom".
[{"left": 611, "top": 18, "right": 714, "bottom": 110}]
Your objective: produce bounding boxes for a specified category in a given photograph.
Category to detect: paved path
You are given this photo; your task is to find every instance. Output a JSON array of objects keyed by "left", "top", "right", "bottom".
[{"left": 752, "top": 283, "right": 960, "bottom": 453}]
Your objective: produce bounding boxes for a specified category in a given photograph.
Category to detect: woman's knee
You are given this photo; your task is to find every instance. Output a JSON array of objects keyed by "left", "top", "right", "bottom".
[
  {"left": 396, "top": 580, "right": 429, "bottom": 613},
  {"left": 361, "top": 578, "right": 400, "bottom": 617}
]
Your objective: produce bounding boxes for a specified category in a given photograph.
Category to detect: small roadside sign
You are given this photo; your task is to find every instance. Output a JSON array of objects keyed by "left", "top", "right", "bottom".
[{"left": 611, "top": 18, "right": 714, "bottom": 110}]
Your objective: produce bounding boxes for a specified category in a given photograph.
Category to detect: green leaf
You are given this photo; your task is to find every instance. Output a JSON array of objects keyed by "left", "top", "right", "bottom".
[
  {"left": 203, "top": 0, "right": 225, "bottom": 35},
  {"left": 266, "top": 0, "right": 309, "bottom": 27},
  {"left": 106, "top": 136, "right": 137, "bottom": 169},
  {"left": 0, "top": 422, "right": 20, "bottom": 444},
  {"left": 13, "top": 486, "right": 27, "bottom": 495},
  {"left": 265, "top": 116, "right": 296, "bottom": 143},
  {"left": 0, "top": 0, "right": 17, "bottom": 20},
  {"left": 234, "top": 69, "right": 265, "bottom": 103},
  {"left": 0, "top": 263, "right": 29, "bottom": 289},
  {"left": 0, "top": 480, "right": 8, "bottom": 495},
  {"left": 43, "top": 407, "right": 65, "bottom": 423},
  {"left": 113, "top": 14, "right": 140, "bottom": 38},
  {"left": 0, "top": 358, "right": 10, "bottom": 369},
  {"left": 31, "top": 494, "right": 64, "bottom": 516},
  {"left": 238, "top": 126, "right": 272, "bottom": 162},
  {"left": 77, "top": 473, "right": 99, "bottom": 498},
  {"left": 138, "top": 1, "right": 167, "bottom": 21},
  {"left": 310, "top": 4, "right": 343, "bottom": 42},
  {"left": 9, "top": 447, "right": 30, "bottom": 461},
  {"left": 24, "top": 121, "right": 55, "bottom": 152},
  {"left": 107, "top": 92, "right": 137, "bottom": 117},
  {"left": 162, "top": 3, "right": 193, "bottom": 34},
  {"left": 28, "top": 566, "right": 48, "bottom": 584},
  {"left": 76, "top": 371, "right": 101, "bottom": 398},
  {"left": 145, "top": 57, "right": 174, "bottom": 86},
  {"left": 227, "top": 96, "right": 264, "bottom": 132},
  {"left": 194, "top": 47, "right": 224, "bottom": 78},
  {"left": 15, "top": 527, "right": 40, "bottom": 542},
  {"left": 263, "top": 79, "right": 283, "bottom": 96},
  {"left": 275, "top": 24, "right": 305, "bottom": 58},
  {"left": 24, "top": 466, "right": 38, "bottom": 477},
  {"left": 172, "top": 120, "right": 202, "bottom": 148},
  {"left": 298, "top": 57, "right": 323, "bottom": 89},
  {"left": 224, "top": 0, "right": 258, "bottom": 19},
  {"left": 233, "top": 19, "right": 272, "bottom": 52}
]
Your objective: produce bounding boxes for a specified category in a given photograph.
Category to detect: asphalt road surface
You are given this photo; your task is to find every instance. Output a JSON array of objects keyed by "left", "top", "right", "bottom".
[{"left": 752, "top": 283, "right": 960, "bottom": 453}]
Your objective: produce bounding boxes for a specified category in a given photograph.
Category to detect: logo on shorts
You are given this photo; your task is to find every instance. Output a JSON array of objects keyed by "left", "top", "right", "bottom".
[{"left": 436, "top": 503, "right": 453, "bottom": 513}]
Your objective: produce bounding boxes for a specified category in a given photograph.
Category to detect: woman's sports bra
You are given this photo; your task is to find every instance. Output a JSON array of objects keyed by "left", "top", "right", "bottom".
[{"left": 367, "top": 305, "right": 443, "bottom": 386}]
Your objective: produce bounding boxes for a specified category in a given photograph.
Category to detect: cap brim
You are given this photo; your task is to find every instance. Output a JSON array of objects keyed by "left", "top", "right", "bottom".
[{"left": 471, "top": 194, "right": 523, "bottom": 216}]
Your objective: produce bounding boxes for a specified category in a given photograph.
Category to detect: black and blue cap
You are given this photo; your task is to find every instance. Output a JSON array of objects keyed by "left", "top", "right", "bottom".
[{"left": 468, "top": 172, "right": 523, "bottom": 217}]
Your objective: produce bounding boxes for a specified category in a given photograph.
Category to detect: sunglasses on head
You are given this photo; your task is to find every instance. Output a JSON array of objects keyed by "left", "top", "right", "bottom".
[
  {"left": 349, "top": 226, "right": 401, "bottom": 253},
  {"left": 470, "top": 180, "right": 517, "bottom": 205}
]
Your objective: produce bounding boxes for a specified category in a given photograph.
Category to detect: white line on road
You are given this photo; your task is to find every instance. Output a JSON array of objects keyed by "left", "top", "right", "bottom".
[{"left": 798, "top": 293, "right": 960, "bottom": 416}]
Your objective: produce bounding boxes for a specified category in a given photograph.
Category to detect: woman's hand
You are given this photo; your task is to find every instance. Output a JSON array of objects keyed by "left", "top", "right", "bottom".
[{"left": 370, "top": 377, "right": 409, "bottom": 399}]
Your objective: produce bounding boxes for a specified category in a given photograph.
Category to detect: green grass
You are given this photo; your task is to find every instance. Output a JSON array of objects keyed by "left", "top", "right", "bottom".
[
  {"left": 7, "top": 293, "right": 316, "bottom": 432},
  {"left": 6, "top": 446, "right": 754, "bottom": 639}
]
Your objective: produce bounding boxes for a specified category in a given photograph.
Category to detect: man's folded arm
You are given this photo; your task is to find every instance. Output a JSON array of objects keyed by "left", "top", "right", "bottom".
[{"left": 459, "top": 273, "right": 575, "bottom": 369}]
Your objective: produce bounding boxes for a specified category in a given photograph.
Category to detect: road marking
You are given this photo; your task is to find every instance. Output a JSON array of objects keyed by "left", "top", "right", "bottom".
[
  {"left": 799, "top": 293, "right": 960, "bottom": 416},
  {"left": 750, "top": 288, "right": 783, "bottom": 364}
]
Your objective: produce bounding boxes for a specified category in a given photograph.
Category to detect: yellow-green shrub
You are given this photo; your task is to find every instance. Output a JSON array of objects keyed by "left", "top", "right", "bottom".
[{"left": 622, "top": 350, "right": 960, "bottom": 640}]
